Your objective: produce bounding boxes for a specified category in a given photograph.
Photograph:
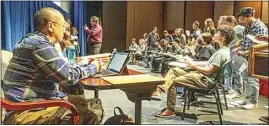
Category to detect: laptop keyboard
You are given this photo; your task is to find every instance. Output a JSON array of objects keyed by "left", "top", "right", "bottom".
[{"left": 101, "top": 69, "right": 117, "bottom": 75}]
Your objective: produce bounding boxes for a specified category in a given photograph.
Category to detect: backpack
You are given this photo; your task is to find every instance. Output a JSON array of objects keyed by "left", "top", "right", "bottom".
[
  {"left": 104, "top": 107, "right": 135, "bottom": 125},
  {"left": 87, "top": 98, "right": 105, "bottom": 124}
]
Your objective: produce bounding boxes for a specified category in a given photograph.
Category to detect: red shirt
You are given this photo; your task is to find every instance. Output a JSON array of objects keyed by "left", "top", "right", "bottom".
[{"left": 85, "top": 24, "right": 103, "bottom": 43}]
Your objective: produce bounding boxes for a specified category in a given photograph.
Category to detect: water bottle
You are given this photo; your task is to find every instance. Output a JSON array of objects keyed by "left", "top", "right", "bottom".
[{"left": 67, "top": 46, "right": 76, "bottom": 64}]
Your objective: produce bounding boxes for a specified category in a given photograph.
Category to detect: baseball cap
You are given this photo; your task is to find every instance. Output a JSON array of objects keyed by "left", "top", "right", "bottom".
[{"left": 236, "top": 7, "right": 255, "bottom": 17}]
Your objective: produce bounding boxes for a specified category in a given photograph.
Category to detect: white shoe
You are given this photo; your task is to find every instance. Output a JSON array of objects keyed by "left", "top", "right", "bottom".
[
  {"left": 235, "top": 99, "right": 248, "bottom": 105},
  {"left": 241, "top": 103, "right": 258, "bottom": 110},
  {"left": 226, "top": 91, "right": 238, "bottom": 99}
]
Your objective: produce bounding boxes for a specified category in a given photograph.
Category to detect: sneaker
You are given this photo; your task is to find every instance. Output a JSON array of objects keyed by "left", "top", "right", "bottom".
[
  {"left": 241, "top": 103, "right": 258, "bottom": 110},
  {"left": 235, "top": 99, "right": 248, "bottom": 105},
  {"left": 226, "top": 91, "right": 238, "bottom": 99},
  {"left": 151, "top": 91, "right": 161, "bottom": 101}
]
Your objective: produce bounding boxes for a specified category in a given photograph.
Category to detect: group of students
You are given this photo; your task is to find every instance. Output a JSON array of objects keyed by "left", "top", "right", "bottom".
[
  {"left": 127, "top": 18, "right": 220, "bottom": 75},
  {"left": 126, "top": 7, "right": 268, "bottom": 118}
]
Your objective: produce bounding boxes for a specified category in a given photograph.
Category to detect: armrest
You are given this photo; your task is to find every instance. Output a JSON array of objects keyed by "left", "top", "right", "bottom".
[{"left": 1, "top": 98, "right": 79, "bottom": 124}]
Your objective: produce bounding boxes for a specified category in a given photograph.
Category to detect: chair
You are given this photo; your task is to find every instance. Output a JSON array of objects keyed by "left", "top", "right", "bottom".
[
  {"left": 181, "top": 60, "right": 231, "bottom": 124},
  {"left": 1, "top": 50, "right": 79, "bottom": 124}
]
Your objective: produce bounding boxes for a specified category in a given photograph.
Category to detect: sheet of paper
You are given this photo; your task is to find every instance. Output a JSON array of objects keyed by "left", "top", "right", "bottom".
[
  {"left": 186, "top": 30, "right": 190, "bottom": 36},
  {"left": 239, "top": 62, "right": 248, "bottom": 72}
]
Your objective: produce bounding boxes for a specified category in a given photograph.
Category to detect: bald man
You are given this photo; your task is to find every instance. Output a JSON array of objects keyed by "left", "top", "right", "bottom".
[{"left": 2, "top": 8, "right": 100, "bottom": 124}]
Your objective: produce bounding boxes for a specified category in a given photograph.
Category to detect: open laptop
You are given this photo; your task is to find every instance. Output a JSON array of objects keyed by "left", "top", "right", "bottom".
[{"left": 92, "top": 52, "right": 129, "bottom": 78}]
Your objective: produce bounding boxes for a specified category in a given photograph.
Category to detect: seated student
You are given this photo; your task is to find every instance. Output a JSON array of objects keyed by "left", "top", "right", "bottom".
[
  {"left": 192, "top": 21, "right": 202, "bottom": 39},
  {"left": 134, "top": 39, "right": 147, "bottom": 64},
  {"left": 174, "top": 28, "right": 187, "bottom": 47},
  {"left": 2, "top": 8, "right": 100, "bottom": 124},
  {"left": 153, "top": 25, "right": 234, "bottom": 117},
  {"left": 194, "top": 33, "right": 216, "bottom": 61},
  {"left": 185, "top": 35, "right": 197, "bottom": 58},
  {"left": 128, "top": 37, "right": 138, "bottom": 64},
  {"left": 204, "top": 18, "right": 216, "bottom": 36},
  {"left": 163, "top": 30, "right": 174, "bottom": 42},
  {"left": 143, "top": 41, "right": 162, "bottom": 68},
  {"left": 151, "top": 39, "right": 172, "bottom": 72}
]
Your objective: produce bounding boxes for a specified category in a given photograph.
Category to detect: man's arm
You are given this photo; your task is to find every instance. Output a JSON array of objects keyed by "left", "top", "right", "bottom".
[{"left": 33, "top": 43, "right": 98, "bottom": 86}]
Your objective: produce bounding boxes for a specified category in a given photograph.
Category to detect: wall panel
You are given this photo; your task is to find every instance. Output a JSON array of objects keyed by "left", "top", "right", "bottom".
[
  {"left": 214, "top": 1, "right": 234, "bottom": 24},
  {"left": 164, "top": 1, "right": 185, "bottom": 30},
  {"left": 185, "top": 1, "right": 214, "bottom": 32}
]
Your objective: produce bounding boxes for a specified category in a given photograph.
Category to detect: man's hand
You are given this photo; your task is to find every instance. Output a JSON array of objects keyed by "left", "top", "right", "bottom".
[
  {"left": 255, "top": 35, "right": 268, "bottom": 41},
  {"left": 91, "top": 60, "right": 101, "bottom": 73},
  {"left": 185, "top": 58, "right": 195, "bottom": 68},
  {"left": 84, "top": 24, "right": 89, "bottom": 31},
  {"left": 237, "top": 50, "right": 246, "bottom": 56}
]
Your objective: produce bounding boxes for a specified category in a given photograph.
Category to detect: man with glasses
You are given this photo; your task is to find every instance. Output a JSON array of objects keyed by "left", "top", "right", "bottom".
[
  {"left": 2, "top": 8, "right": 101, "bottom": 124},
  {"left": 233, "top": 7, "right": 268, "bottom": 109}
]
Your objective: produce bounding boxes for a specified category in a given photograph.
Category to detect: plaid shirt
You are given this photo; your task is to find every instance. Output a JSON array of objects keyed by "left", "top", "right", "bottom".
[
  {"left": 2, "top": 31, "right": 97, "bottom": 102},
  {"left": 241, "top": 19, "right": 268, "bottom": 59}
]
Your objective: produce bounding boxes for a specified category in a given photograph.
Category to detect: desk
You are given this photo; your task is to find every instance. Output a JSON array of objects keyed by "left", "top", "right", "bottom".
[
  {"left": 80, "top": 69, "right": 165, "bottom": 124},
  {"left": 168, "top": 61, "right": 207, "bottom": 70}
]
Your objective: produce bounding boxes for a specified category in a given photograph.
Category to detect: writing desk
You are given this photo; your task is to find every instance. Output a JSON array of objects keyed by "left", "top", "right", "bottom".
[
  {"left": 80, "top": 69, "right": 165, "bottom": 124},
  {"left": 168, "top": 60, "right": 207, "bottom": 70}
]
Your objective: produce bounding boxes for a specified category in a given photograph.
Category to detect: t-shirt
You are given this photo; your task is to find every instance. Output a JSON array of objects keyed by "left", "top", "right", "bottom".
[{"left": 205, "top": 47, "right": 230, "bottom": 84}]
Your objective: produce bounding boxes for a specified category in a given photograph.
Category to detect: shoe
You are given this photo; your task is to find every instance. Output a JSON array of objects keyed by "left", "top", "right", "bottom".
[
  {"left": 241, "top": 103, "right": 258, "bottom": 110},
  {"left": 151, "top": 91, "right": 161, "bottom": 101},
  {"left": 226, "top": 90, "right": 241, "bottom": 99},
  {"left": 155, "top": 109, "right": 175, "bottom": 118},
  {"left": 157, "top": 85, "right": 166, "bottom": 93},
  {"left": 235, "top": 99, "right": 248, "bottom": 105}
]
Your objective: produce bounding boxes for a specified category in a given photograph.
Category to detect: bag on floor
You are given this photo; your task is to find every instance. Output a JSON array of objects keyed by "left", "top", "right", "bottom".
[
  {"left": 104, "top": 107, "right": 134, "bottom": 125},
  {"left": 87, "top": 98, "right": 105, "bottom": 124}
]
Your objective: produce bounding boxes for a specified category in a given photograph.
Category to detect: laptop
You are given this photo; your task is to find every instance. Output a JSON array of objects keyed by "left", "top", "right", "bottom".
[
  {"left": 185, "top": 30, "right": 190, "bottom": 37},
  {"left": 92, "top": 52, "right": 130, "bottom": 78}
]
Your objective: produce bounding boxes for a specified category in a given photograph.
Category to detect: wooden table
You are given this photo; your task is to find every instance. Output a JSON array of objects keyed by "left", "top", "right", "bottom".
[{"left": 80, "top": 69, "right": 165, "bottom": 124}]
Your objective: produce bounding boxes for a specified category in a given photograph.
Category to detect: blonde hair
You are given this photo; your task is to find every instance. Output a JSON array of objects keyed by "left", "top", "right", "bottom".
[
  {"left": 91, "top": 16, "right": 99, "bottom": 24},
  {"left": 204, "top": 18, "right": 215, "bottom": 32}
]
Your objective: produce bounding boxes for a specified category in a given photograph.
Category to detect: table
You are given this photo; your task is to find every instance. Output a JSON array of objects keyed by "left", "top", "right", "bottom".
[
  {"left": 80, "top": 69, "right": 165, "bottom": 124},
  {"left": 168, "top": 60, "right": 207, "bottom": 70}
]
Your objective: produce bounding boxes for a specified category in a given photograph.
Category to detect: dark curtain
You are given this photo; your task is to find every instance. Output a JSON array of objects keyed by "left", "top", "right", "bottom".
[
  {"left": 72, "top": 1, "right": 88, "bottom": 56},
  {"left": 1, "top": 1, "right": 70, "bottom": 51}
]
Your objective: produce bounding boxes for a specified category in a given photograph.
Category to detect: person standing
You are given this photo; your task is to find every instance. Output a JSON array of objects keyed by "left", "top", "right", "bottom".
[
  {"left": 84, "top": 16, "right": 103, "bottom": 55},
  {"left": 234, "top": 7, "right": 268, "bottom": 109},
  {"left": 148, "top": 27, "right": 160, "bottom": 49}
]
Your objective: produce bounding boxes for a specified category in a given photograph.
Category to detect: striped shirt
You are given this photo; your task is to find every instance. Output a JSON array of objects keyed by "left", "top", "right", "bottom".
[
  {"left": 241, "top": 19, "right": 268, "bottom": 59},
  {"left": 2, "top": 31, "right": 97, "bottom": 102}
]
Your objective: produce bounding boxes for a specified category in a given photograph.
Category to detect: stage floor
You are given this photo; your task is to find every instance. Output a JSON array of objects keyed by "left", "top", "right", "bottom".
[{"left": 84, "top": 64, "right": 268, "bottom": 124}]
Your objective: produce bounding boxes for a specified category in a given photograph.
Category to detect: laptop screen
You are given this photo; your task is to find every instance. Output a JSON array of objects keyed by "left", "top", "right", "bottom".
[{"left": 107, "top": 52, "right": 129, "bottom": 73}]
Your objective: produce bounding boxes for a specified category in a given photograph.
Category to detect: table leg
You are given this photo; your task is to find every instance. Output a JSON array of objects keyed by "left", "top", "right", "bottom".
[
  {"left": 94, "top": 89, "right": 99, "bottom": 98},
  {"left": 135, "top": 99, "right": 142, "bottom": 125}
]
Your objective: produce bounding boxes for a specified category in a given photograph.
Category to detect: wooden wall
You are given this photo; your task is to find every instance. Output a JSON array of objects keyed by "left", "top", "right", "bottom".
[
  {"left": 163, "top": 1, "right": 184, "bottom": 31},
  {"left": 126, "top": 1, "right": 163, "bottom": 48},
  {"left": 185, "top": 1, "right": 214, "bottom": 31},
  {"left": 213, "top": 1, "right": 234, "bottom": 23},
  {"left": 262, "top": 1, "right": 268, "bottom": 26},
  {"left": 102, "top": 2, "right": 127, "bottom": 53}
]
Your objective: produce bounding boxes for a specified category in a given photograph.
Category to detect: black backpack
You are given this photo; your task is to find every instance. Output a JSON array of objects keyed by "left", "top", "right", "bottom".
[{"left": 104, "top": 107, "right": 135, "bottom": 125}]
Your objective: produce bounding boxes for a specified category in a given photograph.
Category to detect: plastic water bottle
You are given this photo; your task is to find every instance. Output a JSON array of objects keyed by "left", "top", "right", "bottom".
[{"left": 68, "top": 46, "right": 76, "bottom": 64}]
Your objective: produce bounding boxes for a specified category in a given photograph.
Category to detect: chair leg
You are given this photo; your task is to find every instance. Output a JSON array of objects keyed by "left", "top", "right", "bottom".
[
  {"left": 221, "top": 86, "right": 228, "bottom": 110},
  {"left": 187, "top": 91, "right": 191, "bottom": 110},
  {"left": 181, "top": 90, "right": 188, "bottom": 120},
  {"left": 214, "top": 91, "right": 223, "bottom": 124},
  {"left": 216, "top": 88, "right": 223, "bottom": 115}
]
